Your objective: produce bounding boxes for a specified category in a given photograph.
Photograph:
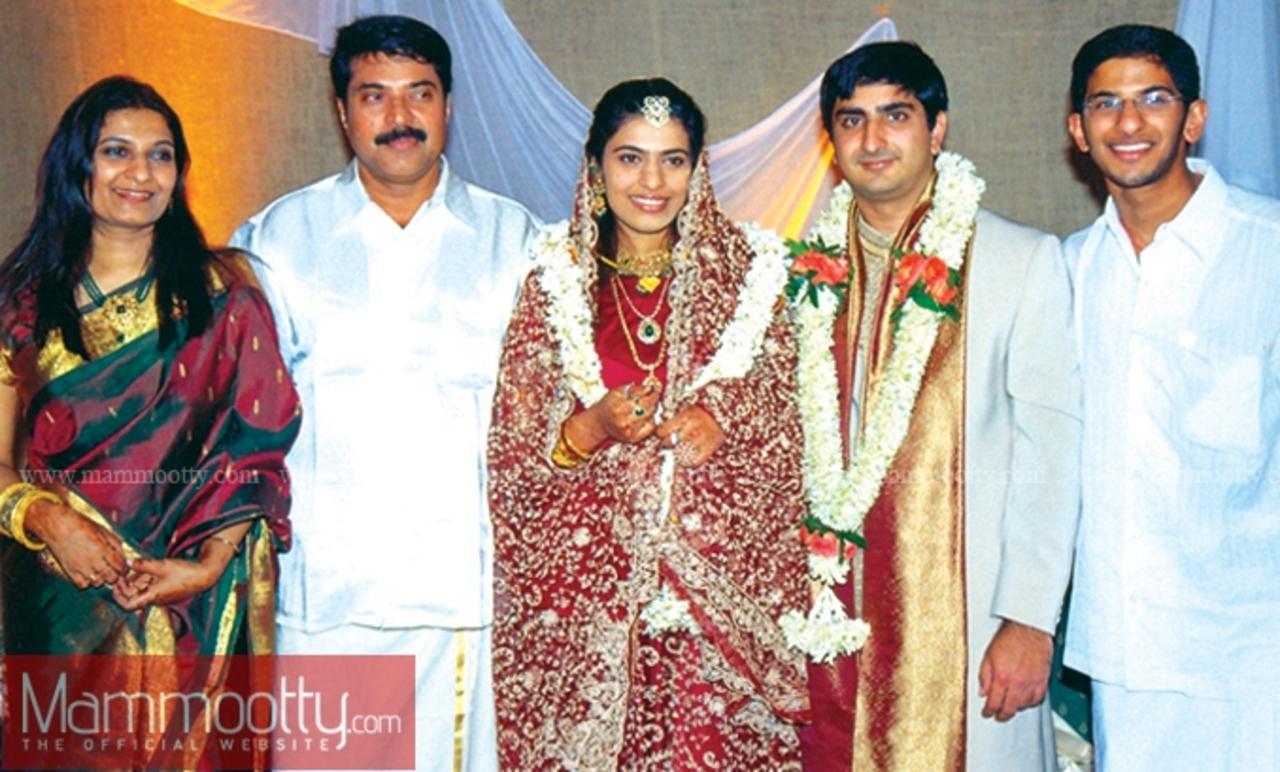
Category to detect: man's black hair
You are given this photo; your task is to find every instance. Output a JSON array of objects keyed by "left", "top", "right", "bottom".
[
  {"left": 330, "top": 15, "right": 452, "bottom": 100},
  {"left": 820, "top": 41, "right": 948, "bottom": 135},
  {"left": 1070, "top": 24, "right": 1200, "bottom": 113}
]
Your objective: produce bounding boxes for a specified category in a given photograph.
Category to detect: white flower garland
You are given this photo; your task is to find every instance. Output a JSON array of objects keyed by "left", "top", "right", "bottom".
[
  {"left": 534, "top": 222, "right": 609, "bottom": 405},
  {"left": 639, "top": 585, "right": 698, "bottom": 635},
  {"left": 535, "top": 220, "right": 790, "bottom": 634},
  {"left": 779, "top": 152, "right": 984, "bottom": 662}
]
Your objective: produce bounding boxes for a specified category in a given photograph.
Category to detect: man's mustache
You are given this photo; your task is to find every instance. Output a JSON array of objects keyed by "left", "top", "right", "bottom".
[{"left": 375, "top": 126, "right": 428, "bottom": 145}]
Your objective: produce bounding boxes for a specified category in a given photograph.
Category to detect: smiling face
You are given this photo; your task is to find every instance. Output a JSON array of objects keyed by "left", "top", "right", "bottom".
[
  {"left": 86, "top": 108, "right": 177, "bottom": 236},
  {"left": 600, "top": 114, "right": 694, "bottom": 253},
  {"left": 829, "top": 82, "right": 947, "bottom": 219},
  {"left": 337, "top": 52, "right": 451, "bottom": 198},
  {"left": 1068, "top": 56, "right": 1206, "bottom": 192}
]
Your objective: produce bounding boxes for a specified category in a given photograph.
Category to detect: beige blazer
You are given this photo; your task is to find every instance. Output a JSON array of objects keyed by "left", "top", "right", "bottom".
[{"left": 962, "top": 209, "right": 1082, "bottom": 770}]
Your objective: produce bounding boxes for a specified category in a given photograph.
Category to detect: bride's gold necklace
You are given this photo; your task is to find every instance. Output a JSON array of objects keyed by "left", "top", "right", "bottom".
[
  {"left": 611, "top": 271, "right": 672, "bottom": 346},
  {"left": 597, "top": 244, "right": 674, "bottom": 294},
  {"left": 609, "top": 275, "right": 670, "bottom": 390}
]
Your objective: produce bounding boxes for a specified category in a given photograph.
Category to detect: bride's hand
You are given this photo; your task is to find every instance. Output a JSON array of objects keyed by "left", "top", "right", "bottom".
[
  {"left": 565, "top": 381, "right": 661, "bottom": 452},
  {"left": 657, "top": 405, "right": 724, "bottom": 467}
]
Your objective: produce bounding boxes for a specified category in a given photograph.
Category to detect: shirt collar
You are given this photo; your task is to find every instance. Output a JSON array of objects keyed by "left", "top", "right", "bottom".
[
  {"left": 334, "top": 156, "right": 477, "bottom": 233},
  {"left": 1101, "top": 158, "right": 1228, "bottom": 265}
]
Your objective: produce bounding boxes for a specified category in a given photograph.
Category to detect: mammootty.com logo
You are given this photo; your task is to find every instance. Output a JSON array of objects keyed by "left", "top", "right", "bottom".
[{"left": 2, "top": 655, "right": 414, "bottom": 770}]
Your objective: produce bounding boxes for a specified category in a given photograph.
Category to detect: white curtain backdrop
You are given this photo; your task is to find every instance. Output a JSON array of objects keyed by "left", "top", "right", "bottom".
[
  {"left": 1176, "top": 0, "right": 1279, "bottom": 196},
  {"left": 174, "top": 0, "right": 896, "bottom": 234}
]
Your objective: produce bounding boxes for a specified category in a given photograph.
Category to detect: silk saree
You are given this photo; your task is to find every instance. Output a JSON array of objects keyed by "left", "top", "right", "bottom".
[{"left": 0, "top": 254, "right": 299, "bottom": 768}]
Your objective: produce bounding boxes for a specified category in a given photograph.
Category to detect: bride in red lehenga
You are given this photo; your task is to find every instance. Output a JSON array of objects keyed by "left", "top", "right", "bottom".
[{"left": 487, "top": 78, "right": 810, "bottom": 769}]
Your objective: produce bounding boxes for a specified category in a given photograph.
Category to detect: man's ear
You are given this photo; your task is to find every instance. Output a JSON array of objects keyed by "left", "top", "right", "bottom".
[
  {"left": 1183, "top": 99, "right": 1208, "bottom": 145},
  {"left": 335, "top": 97, "right": 349, "bottom": 133},
  {"left": 1067, "top": 112, "right": 1089, "bottom": 154},
  {"left": 930, "top": 110, "right": 948, "bottom": 154}
]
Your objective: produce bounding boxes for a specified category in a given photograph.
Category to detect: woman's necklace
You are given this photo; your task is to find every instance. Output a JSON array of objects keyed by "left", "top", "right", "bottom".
[
  {"left": 597, "top": 244, "right": 673, "bottom": 294},
  {"left": 611, "top": 272, "right": 672, "bottom": 345},
  {"left": 609, "top": 275, "right": 669, "bottom": 390}
]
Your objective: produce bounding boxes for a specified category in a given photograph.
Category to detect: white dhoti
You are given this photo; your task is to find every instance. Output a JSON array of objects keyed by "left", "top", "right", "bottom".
[
  {"left": 1093, "top": 680, "right": 1280, "bottom": 772},
  {"left": 278, "top": 624, "right": 496, "bottom": 772}
]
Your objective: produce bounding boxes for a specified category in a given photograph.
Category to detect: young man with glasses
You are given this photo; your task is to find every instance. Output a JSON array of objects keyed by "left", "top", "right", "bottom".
[{"left": 1065, "top": 24, "right": 1280, "bottom": 771}]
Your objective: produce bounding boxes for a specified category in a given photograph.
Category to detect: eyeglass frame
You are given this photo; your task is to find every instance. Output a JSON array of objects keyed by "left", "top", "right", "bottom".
[{"left": 1081, "top": 87, "right": 1184, "bottom": 117}]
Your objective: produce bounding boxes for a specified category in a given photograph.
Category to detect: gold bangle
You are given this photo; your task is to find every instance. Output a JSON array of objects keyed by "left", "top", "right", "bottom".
[
  {"left": 12, "top": 489, "right": 60, "bottom": 551},
  {"left": 0, "top": 481, "right": 36, "bottom": 535},
  {"left": 551, "top": 434, "right": 583, "bottom": 469},
  {"left": 208, "top": 533, "right": 242, "bottom": 555},
  {"left": 561, "top": 425, "right": 592, "bottom": 461},
  {"left": 551, "top": 422, "right": 592, "bottom": 469}
]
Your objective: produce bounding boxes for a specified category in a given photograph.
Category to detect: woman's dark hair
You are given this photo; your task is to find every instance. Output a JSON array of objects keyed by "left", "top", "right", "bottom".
[
  {"left": 330, "top": 15, "right": 453, "bottom": 100},
  {"left": 586, "top": 77, "right": 707, "bottom": 163},
  {"left": 585, "top": 78, "right": 707, "bottom": 257},
  {"left": 820, "top": 41, "right": 949, "bottom": 135},
  {"left": 0, "top": 75, "right": 214, "bottom": 358},
  {"left": 1070, "top": 24, "right": 1200, "bottom": 113}
]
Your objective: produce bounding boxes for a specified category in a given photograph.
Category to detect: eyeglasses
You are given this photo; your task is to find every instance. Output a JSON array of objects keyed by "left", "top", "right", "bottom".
[{"left": 1083, "top": 89, "right": 1182, "bottom": 116}]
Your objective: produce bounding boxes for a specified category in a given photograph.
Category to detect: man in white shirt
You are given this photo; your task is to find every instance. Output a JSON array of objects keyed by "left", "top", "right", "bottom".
[
  {"left": 232, "top": 15, "right": 537, "bottom": 771},
  {"left": 1065, "top": 24, "right": 1280, "bottom": 771}
]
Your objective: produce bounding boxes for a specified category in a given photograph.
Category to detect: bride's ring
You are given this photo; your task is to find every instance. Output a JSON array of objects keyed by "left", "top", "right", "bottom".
[{"left": 633, "top": 405, "right": 646, "bottom": 417}]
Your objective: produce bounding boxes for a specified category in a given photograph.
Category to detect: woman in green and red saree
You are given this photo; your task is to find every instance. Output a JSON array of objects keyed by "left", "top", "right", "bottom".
[{"left": 0, "top": 76, "right": 299, "bottom": 769}]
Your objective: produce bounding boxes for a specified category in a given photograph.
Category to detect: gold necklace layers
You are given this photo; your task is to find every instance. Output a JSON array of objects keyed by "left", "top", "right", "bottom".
[
  {"left": 611, "top": 273, "right": 672, "bottom": 345},
  {"left": 609, "top": 276, "right": 669, "bottom": 390}
]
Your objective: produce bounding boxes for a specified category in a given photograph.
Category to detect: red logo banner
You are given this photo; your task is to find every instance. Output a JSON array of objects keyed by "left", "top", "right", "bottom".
[{"left": 3, "top": 655, "right": 415, "bottom": 770}]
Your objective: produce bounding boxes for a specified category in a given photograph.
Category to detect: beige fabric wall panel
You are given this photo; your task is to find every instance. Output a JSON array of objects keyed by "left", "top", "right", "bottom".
[
  {"left": 2, "top": 0, "right": 1175, "bottom": 251},
  {"left": 506, "top": 0, "right": 1177, "bottom": 235}
]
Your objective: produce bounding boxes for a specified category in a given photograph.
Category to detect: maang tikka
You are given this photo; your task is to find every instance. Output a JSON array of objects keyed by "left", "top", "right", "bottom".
[{"left": 641, "top": 95, "right": 671, "bottom": 128}]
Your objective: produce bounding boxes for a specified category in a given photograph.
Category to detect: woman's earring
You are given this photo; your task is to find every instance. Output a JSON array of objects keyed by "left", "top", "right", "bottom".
[{"left": 591, "top": 175, "right": 608, "bottom": 217}]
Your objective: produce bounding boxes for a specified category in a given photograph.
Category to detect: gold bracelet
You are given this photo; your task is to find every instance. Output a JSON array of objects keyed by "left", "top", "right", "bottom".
[
  {"left": 551, "top": 423, "right": 592, "bottom": 469},
  {"left": 551, "top": 434, "right": 583, "bottom": 469},
  {"left": 0, "top": 481, "right": 36, "bottom": 536},
  {"left": 11, "top": 489, "right": 60, "bottom": 551},
  {"left": 208, "top": 533, "right": 242, "bottom": 555},
  {"left": 561, "top": 425, "right": 593, "bottom": 461}
]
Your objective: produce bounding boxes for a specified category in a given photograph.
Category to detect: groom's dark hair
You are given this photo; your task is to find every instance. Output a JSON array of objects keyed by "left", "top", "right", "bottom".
[{"left": 820, "top": 41, "right": 948, "bottom": 135}]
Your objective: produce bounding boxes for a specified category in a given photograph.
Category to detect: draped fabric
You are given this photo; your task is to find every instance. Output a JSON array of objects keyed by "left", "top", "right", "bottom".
[
  {"left": 0, "top": 256, "right": 299, "bottom": 767},
  {"left": 486, "top": 153, "right": 810, "bottom": 768},
  {"left": 831, "top": 198, "right": 970, "bottom": 771},
  {"left": 1175, "top": 0, "right": 1280, "bottom": 197},
  {"left": 173, "top": 0, "right": 897, "bottom": 234}
]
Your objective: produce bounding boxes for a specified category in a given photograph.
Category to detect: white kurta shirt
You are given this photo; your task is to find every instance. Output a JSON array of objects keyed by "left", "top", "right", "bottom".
[
  {"left": 1064, "top": 160, "right": 1280, "bottom": 698},
  {"left": 232, "top": 159, "right": 538, "bottom": 632}
]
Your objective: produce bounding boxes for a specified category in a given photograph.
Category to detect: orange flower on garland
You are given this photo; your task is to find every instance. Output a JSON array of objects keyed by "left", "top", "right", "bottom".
[
  {"left": 799, "top": 518, "right": 862, "bottom": 561},
  {"left": 786, "top": 237, "right": 850, "bottom": 306},
  {"left": 891, "top": 249, "right": 962, "bottom": 323}
]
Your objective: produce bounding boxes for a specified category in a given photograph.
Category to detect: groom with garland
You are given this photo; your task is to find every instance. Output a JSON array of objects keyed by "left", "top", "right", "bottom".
[{"left": 785, "top": 42, "right": 1081, "bottom": 770}]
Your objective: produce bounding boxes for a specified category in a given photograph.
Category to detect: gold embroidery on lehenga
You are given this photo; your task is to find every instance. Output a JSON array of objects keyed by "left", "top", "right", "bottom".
[{"left": 490, "top": 153, "right": 809, "bottom": 769}]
